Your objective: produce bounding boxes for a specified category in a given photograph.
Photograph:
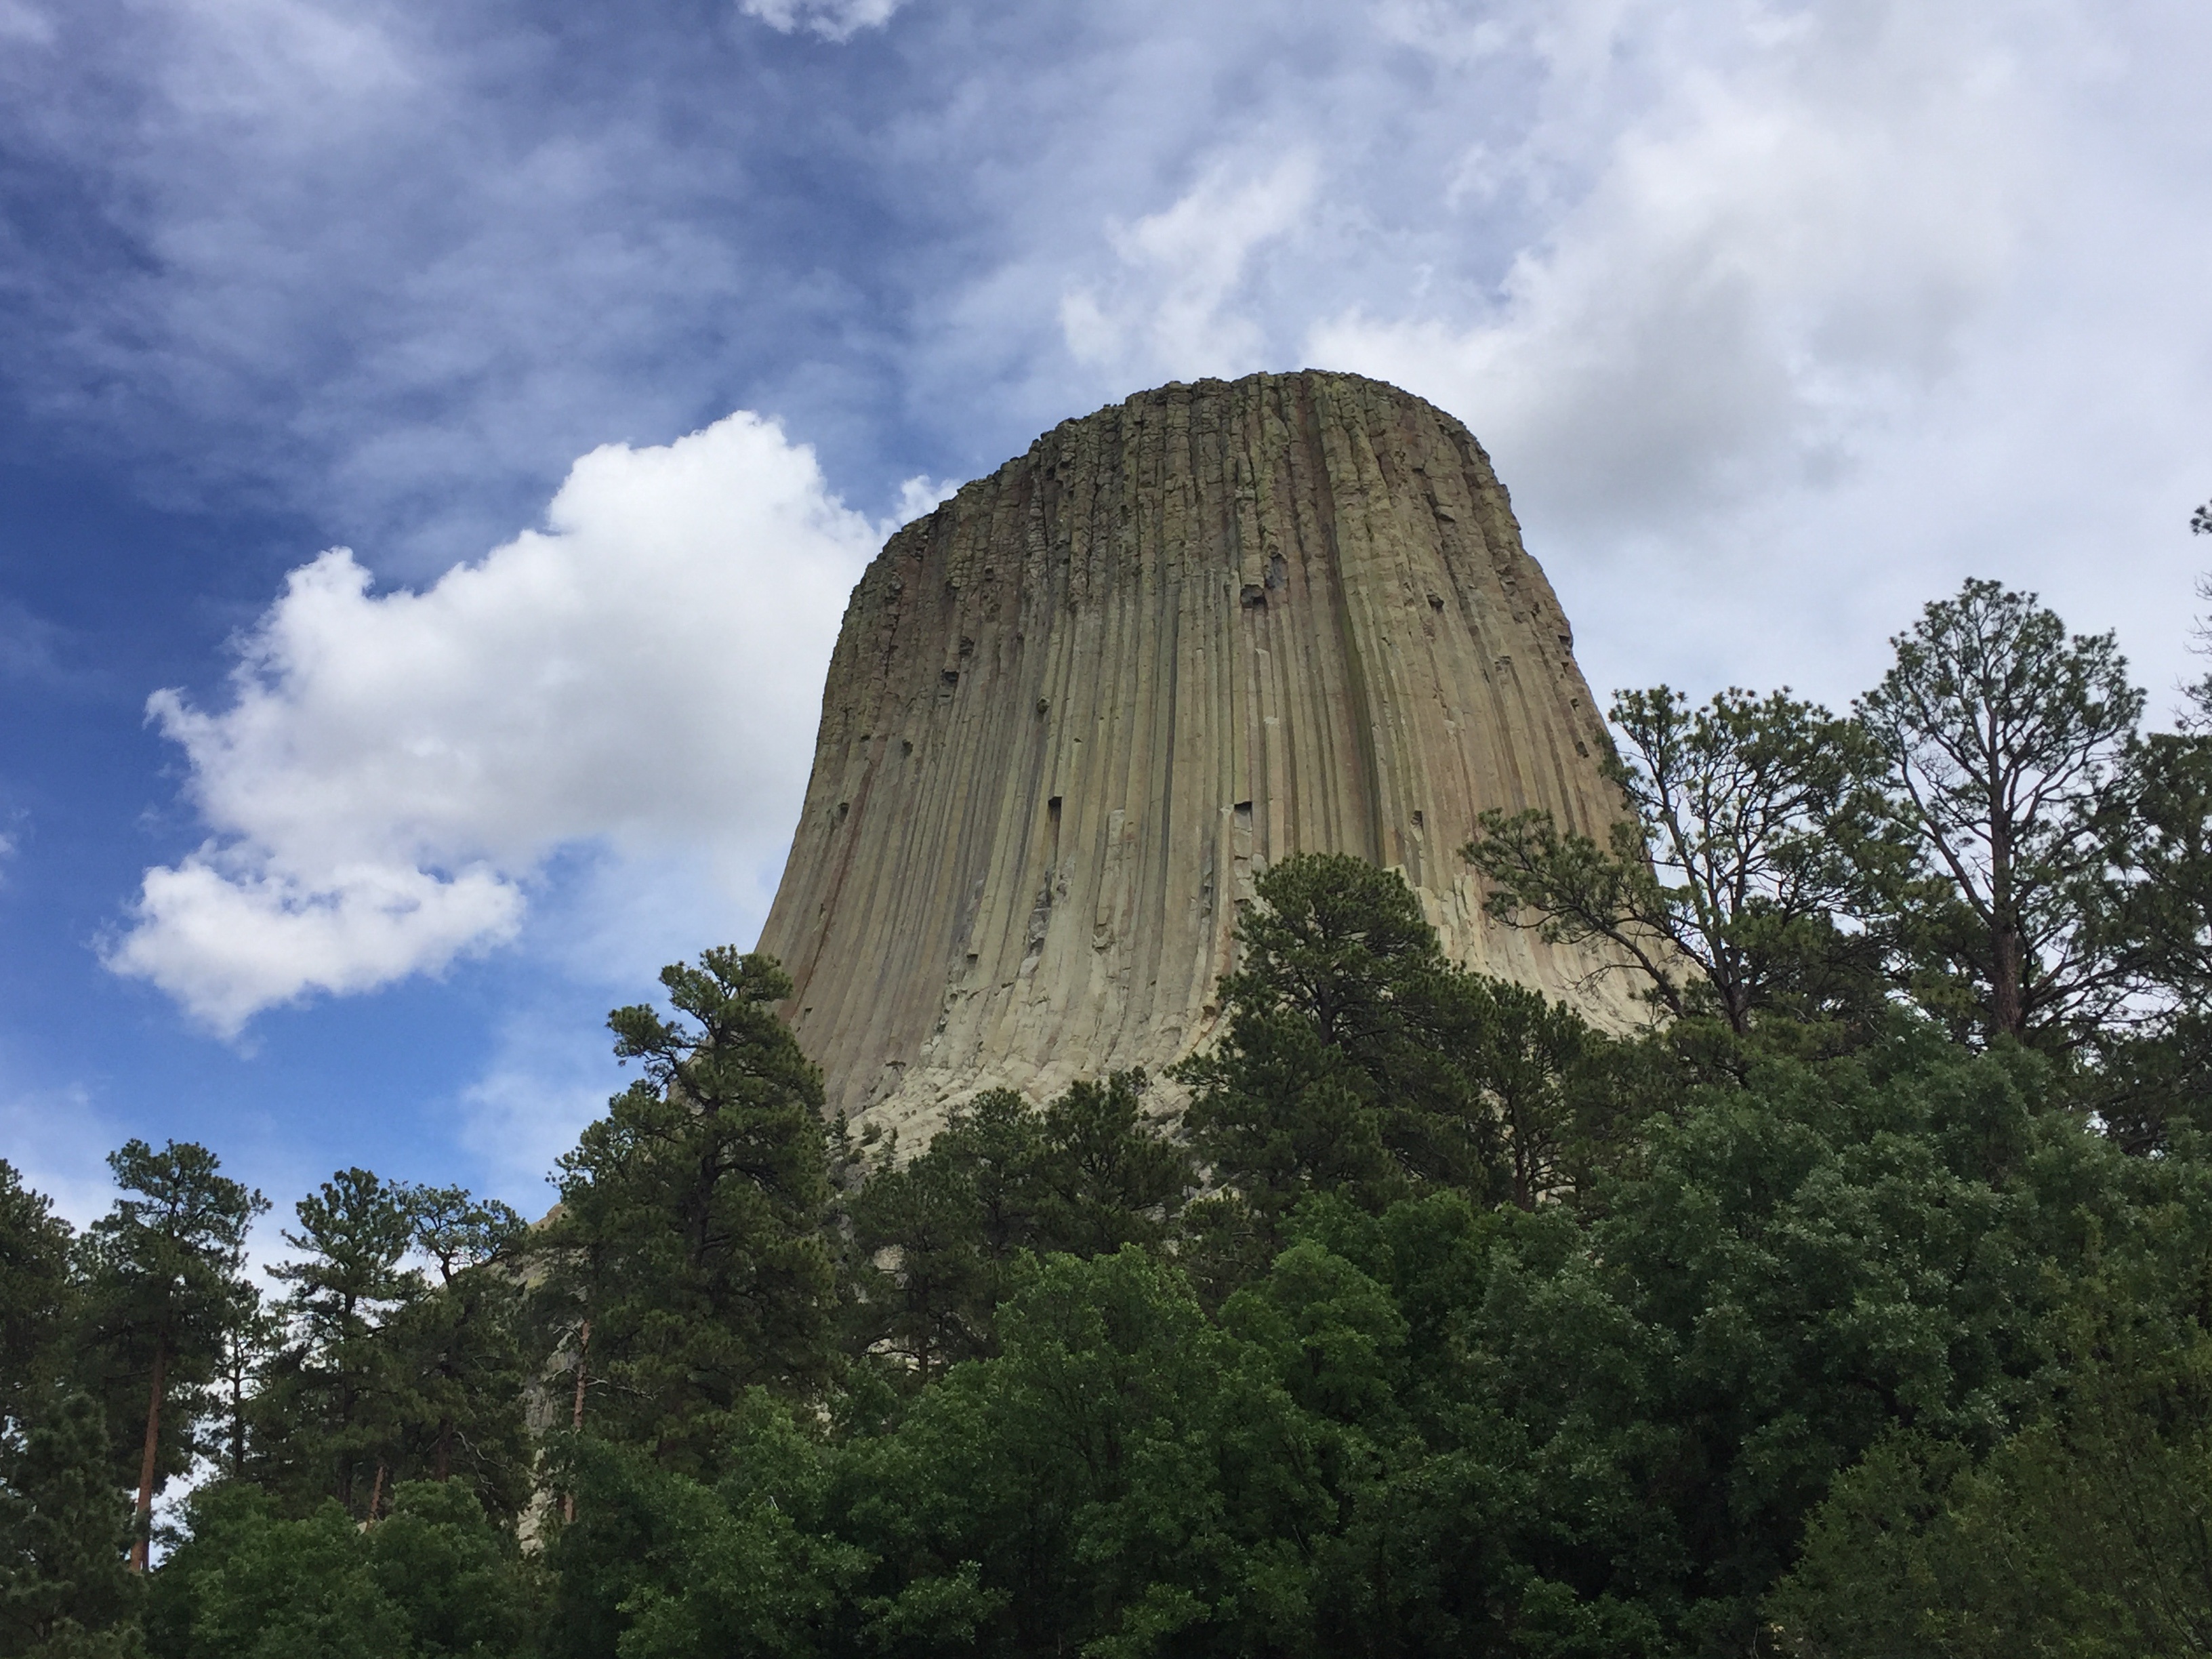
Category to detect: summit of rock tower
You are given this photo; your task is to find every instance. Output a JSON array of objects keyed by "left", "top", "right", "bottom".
[{"left": 756, "top": 369, "right": 1635, "bottom": 1143}]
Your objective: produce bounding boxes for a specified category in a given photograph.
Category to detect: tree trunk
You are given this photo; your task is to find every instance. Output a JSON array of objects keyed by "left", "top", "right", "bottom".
[
  {"left": 229, "top": 1364, "right": 247, "bottom": 1479},
  {"left": 1988, "top": 781, "right": 2024, "bottom": 1039},
  {"left": 1993, "top": 924, "right": 2026, "bottom": 1038},
  {"left": 367, "top": 1460, "right": 386, "bottom": 1522},
  {"left": 562, "top": 1318, "right": 591, "bottom": 1525},
  {"left": 129, "top": 1340, "right": 168, "bottom": 1572},
  {"left": 571, "top": 1318, "right": 591, "bottom": 1430}
]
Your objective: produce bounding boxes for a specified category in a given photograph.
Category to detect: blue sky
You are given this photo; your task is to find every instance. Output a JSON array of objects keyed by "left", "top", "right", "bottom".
[{"left": 2, "top": 0, "right": 2208, "bottom": 1229}]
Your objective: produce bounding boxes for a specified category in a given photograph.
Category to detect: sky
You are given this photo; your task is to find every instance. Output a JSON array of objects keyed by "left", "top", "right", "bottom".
[{"left": 1, "top": 0, "right": 2207, "bottom": 1231}]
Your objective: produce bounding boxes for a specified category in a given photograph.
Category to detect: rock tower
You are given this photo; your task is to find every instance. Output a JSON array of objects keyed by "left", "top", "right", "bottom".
[{"left": 757, "top": 370, "right": 1631, "bottom": 1142}]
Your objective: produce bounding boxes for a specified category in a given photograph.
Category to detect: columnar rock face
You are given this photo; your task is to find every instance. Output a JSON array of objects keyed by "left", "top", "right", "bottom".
[{"left": 757, "top": 370, "right": 1633, "bottom": 1142}]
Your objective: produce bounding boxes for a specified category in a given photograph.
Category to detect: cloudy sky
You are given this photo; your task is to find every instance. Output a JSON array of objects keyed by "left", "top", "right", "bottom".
[{"left": 2, "top": 0, "right": 2207, "bottom": 1223}]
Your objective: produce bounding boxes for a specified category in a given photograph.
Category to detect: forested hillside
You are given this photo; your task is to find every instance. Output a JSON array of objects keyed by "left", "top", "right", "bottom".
[{"left": 7, "top": 577, "right": 2212, "bottom": 1658}]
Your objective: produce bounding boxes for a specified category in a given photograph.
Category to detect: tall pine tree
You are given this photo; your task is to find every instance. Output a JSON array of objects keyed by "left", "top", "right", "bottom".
[
  {"left": 78, "top": 1141, "right": 263, "bottom": 1570},
  {"left": 541, "top": 949, "right": 836, "bottom": 1471}
]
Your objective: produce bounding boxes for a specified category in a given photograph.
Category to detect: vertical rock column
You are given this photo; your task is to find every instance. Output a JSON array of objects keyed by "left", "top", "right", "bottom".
[{"left": 756, "top": 369, "right": 1633, "bottom": 1143}]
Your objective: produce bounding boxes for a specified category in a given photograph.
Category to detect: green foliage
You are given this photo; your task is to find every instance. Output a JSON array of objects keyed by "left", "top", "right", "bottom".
[
  {"left": 2107, "top": 729, "right": 2212, "bottom": 1003},
  {"left": 1445, "top": 973, "right": 1618, "bottom": 1210},
  {"left": 1177, "top": 853, "right": 1492, "bottom": 1216},
  {"left": 2089, "top": 728, "right": 2212, "bottom": 1151},
  {"left": 16, "top": 565, "right": 2212, "bottom": 1659},
  {"left": 0, "top": 1393, "right": 142, "bottom": 1658},
  {"left": 838, "top": 1246, "right": 1292, "bottom": 1658},
  {"left": 76, "top": 1142, "right": 264, "bottom": 1560},
  {"left": 1179, "top": 854, "right": 1623, "bottom": 1228},
  {"left": 147, "top": 1479, "right": 537, "bottom": 1659},
  {"left": 78, "top": 812, "right": 2212, "bottom": 1658},
  {"left": 365, "top": 1481, "right": 543, "bottom": 1657},
  {"left": 846, "top": 1071, "right": 1195, "bottom": 1374},
  {"left": 541, "top": 1399, "right": 864, "bottom": 1659},
  {"left": 202, "top": 1279, "right": 276, "bottom": 1487},
  {"left": 539, "top": 948, "right": 837, "bottom": 1471},
  {"left": 380, "top": 1188, "right": 532, "bottom": 1517},
  {"left": 1560, "top": 1040, "right": 2076, "bottom": 1642},
  {"left": 1471, "top": 583, "right": 2164, "bottom": 1061},
  {"left": 1858, "top": 578, "right": 2144, "bottom": 1046},
  {"left": 234, "top": 1170, "right": 534, "bottom": 1528},
  {"left": 562, "top": 1023, "right": 2163, "bottom": 1659},
  {"left": 259, "top": 1168, "right": 420, "bottom": 1514},
  {"left": 1772, "top": 1317, "right": 2212, "bottom": 1656},
  {"left": 1467, "top": 686, "right": 1895, "bottom": 1039},
  {"left": 0, "top": 1163, "right": 76, "bottom": 1432}
]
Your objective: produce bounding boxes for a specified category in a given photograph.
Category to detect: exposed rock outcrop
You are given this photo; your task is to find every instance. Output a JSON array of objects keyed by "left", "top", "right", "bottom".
[{"left": 757, "top": 369, "right": 1635, "bottom": 1142}]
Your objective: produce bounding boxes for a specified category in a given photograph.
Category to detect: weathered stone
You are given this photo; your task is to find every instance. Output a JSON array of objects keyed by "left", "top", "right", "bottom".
[{"left": 757, "top": 370, "right": 1635, "bottom": 1143}]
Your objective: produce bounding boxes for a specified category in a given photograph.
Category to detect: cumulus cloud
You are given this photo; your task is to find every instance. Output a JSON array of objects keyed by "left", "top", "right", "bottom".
[
  {"left": 1309, "top": 1, "right": 2033, "bottom": 530},
  {"left": 738, "top": 0, "right": 905, "bottom": 43},
  {"left": 1060, "top": 151, "right": 1318, "bottom": 385},
  {"left": 107, "top": 412, "right": 883, "bottom": 1034},
  {"left": 891, "top": 473, "right": 958, "bottom": 525},
  {"left": 15, "top": 0, "right": 2211, "bottom": 1061},
  {"left": 1288, "top": 0, "right": 2207, "bottom": 720}
]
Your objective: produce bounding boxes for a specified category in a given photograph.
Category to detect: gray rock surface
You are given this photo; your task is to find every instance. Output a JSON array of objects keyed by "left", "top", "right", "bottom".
[{"left": 756, "top": 369, "right": 1638, "bottom": 1143}]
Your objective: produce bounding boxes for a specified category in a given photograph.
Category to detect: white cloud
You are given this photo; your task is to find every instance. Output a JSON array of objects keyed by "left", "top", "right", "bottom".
[
  {"left": 1258, "top": 0, "right": 2212, "bottom": 723},
  {"left": 0, "top": 599, "right": 70, "bottom": 684},
  {"left": 1060, "top": 151, "right": 1318, "bottom": 384},
  {"left": 0, "top": 0, "right": 52, "bottom": 45},
  {"left": 1309, "top": 1, "right": 2032, "bottom": 529},
  {"left": 108, "top": 411, "right": 882, "bottom": 1034},
  {"left": 16, "top": 0, "right": 2212, "bottom": 1102},
  {"left": 459, "top": 1011, "right": 622, "bottom": 1202},
  {"left": 0, "top": 1084, "right": 120, "bottom": 1229},
  {"left": 1369, "top": 0, "right": 1514, "bottom": 68},
  {"left": 116, "top": 857, "right": 524, "bottom": 1029},
  {"left": 739, "top": 0, "right": 905, "bottom": 43},
  {"left": 892, "top": 473, "right": 958, "bottom": 525}
]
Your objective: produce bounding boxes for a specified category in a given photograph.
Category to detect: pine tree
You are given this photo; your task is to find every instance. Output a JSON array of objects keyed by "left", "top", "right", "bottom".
[
  {"left": 1178, "top": 854, "right": 1498, "bottom": 1216},
  {"left": 383, "top": 1187, "right": 531, "bottom": 1515},
  {"left": 0, "top": 1391, "right": 142, "bottom": 1656},
  {"left": 0, "top": 1162, "right": 75, "bottom": 1433},
  {"left": 540, "top": 949, "right": 836, "bottom": 1471},
  {"left": 848, "top": 1073, "right": 1195, "bottom": 1374},
  {"left": 1466, "top": 684, "right": 1896, "bottom": 1038},
  {"left": 265, "top": 1169, "right": 419, "bottom": 1517},
  {"left": 77, "top": 1141, "right": 264, "bottom": 1571},
  {"left": 1858, "top": 579, "right": 2144, "bottom": 1046}
]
